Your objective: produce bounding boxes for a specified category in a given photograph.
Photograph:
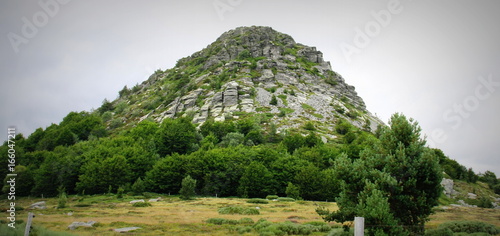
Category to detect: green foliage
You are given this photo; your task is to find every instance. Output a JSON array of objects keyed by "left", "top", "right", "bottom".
[
  {"left": 237, "top": 49, "right": 252, "bottom": 60},
  {"left": 179, "top": 175, "right": 197, "bottom": 200},
  {"left": 116, "top": 187, "right": 124, "bottom": 199},
  {"left": 266, "top": 195, "right": 279, "bottom": 200},
  {"left": 301, "top": 103, "right": 315, "bottom": 111},
  {"left": 277, "top": 197, "right": 295, "bottom": 202},
  {"left": 425, "top": 228, "right": 454, "bottom": 236},
  {"left": 247, "top": 198, "right": 269, "bottom": 204},
  {"left": 220, "top": 132, "right": 245, "bottom": 147},
  {"left": 285, "top": 182, "right": 301, "bottom": 200},
  {"left": 318, "top": 113, "right": 443, "bottom": 235},
  {"left": 156, "top": 117, "right": 198, "bottom": 156},
  {"left": 479, "top": 171, "right": 500, "bottom": 194},
  {"left": 57, "top": 186, "right": 67, "bottom": 208},
  {"left": 281, "top": 133, "right": 305, "bottom": 154},
  {"left": 335, "top": 119, "right": 352, "bottom": 135},
  {"left": 270, "top": 95, "right": 278, "bottom": 105},
  {"left": 253, "top": 219, "right": 328, "bottom": 236},
  {"left": 131, "top": 177, "right": 146, "bottom": 195},
  {"left": 206, "top": 218, "right": 239, "bottom": 225},
  {"left": 98, "top": 98, "right": 114, "bottom": 114},
  {"left": 238, "top": 162, "right": 275, "bottom": 198},
  {"left": 437, "top": 221, "right": 500, "bottom": 235},
  {"left": 303, "top": 122, "right": 316, "bottom": 131},
  {"left": 218, "top": 206, "right": 260, "bottom": 215},
  {"left": 132, "top": 202, "right": 152, "bottom": 207},
  {"left": 474, "top": 196, "right": 494, "bottom": 208}
]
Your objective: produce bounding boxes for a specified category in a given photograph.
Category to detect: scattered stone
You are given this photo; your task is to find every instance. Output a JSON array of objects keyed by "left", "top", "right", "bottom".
[
  {"left": 114, "top": 227, "right": 141, "bottom": 233},
  {"left": 457, "top": 200, "right": 477, "bottom": 208},
  {"left": 129, "top": 199, "right": 145, "bottom": 204},
  {"left": 440, "top": 178, "right": 457, "bottom": 198},
  {"left": 28, "top": 201, "right": 46, "bottom": 210},
  {"left": 467, "top": 193, "right": 477, "bottom": 199},
  {"left": 68, "top": 221, "right": 97, "bottom": 230},
  {"left": 148, "top": 197, "right": 162, "bottom": 202},
  {"left": 67, "top": 212, "right": 73, "bottom": 216}
]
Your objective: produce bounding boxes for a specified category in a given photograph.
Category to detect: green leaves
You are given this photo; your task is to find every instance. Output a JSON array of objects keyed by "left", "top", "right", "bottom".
[{"left": 319, "top": 113, "right": 442, "bottom": 235}]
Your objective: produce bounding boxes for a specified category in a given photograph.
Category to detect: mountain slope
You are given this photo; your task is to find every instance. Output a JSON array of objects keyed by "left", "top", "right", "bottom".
[{"left": 102, "top": 26, "right": 383, "bottom": 139}]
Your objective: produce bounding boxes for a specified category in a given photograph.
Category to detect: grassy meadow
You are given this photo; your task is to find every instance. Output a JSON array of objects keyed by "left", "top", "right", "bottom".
[{"left": 1, "top": 194, "right": 499, "bottom": 235}]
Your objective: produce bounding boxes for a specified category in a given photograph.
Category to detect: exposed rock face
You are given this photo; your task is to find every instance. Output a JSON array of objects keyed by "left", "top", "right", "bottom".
[
  {"left": 28, "top": 201, "right": 46, "bottom": 210},
  {"left": 113, "top": 26, "right": 384, "bottom": 139},
  {"left": 441, "top": 178, "right": 457, "bottom": 198}
]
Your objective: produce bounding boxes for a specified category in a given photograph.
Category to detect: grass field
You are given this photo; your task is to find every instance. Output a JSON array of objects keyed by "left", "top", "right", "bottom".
[{"left": 1, "top": 194, "right": 499, "bottom": 235}]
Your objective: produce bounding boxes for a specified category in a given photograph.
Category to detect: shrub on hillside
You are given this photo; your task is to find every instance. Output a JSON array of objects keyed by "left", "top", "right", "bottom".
[
  {"left": 437, "top": 221, "right": 500, "bottom": 235},
  {"left": 425, "top": 228, "right": 453, "bottom": 236},
  {"left": 206, "top": 218, "right": 239, "bottom": 225},
  {"left": 247, "top": 198, "right": 269, "bottom": 204},
  {"left": 277, "top": 197, "right": 295, "bottom": 202},
  {"left": 218, "top": 206, "right": 260, "bottom": 215},
  {"left": 132, "top": 202, "right": 151, "bottom": 207},
  {"left": 266, "top": 195, "right": 279, "bottom": 200}
]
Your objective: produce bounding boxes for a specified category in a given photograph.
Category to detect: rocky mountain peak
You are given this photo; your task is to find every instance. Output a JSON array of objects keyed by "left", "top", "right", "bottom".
[{"left": 107, "top": 26, "right": 384, "bottom": 141}]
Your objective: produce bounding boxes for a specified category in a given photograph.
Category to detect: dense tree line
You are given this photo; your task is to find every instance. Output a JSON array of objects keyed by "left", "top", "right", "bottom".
[{"left": 0, "top": 111, "right": 492, "bottom": 205}]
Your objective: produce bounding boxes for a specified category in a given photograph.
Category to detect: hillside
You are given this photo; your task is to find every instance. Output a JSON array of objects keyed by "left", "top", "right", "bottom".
[
  {"left": 1, "top": 25, "right": 499, "bottom": 236},
  {"left": 99, "top": 26, "right": 383, "bottom": 138}
]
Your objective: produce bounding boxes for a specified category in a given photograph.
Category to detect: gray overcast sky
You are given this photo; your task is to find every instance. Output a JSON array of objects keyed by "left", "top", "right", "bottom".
[{"left": 1, "top": 0, "right": 499, "bottom": 175}]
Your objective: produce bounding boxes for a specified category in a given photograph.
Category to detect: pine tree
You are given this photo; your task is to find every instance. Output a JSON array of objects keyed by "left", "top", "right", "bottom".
[
  {"left": 318, "top": 113, "right": 442, "bottom": 235},
  {"left": 179, "top": 175, "right": 197, "bottom": 200}
]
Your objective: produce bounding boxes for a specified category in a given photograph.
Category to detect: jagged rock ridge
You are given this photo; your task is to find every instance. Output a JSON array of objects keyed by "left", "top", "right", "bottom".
[{"left": 109, "top": 26, "right": 383, "bottom": 140}]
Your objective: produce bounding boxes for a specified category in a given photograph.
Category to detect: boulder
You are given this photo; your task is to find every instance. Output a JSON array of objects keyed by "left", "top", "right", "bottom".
[
  {"left": 114, "top": 227, "right": 141, "bottom": 233},
  {"left": 467, "top": 193, "right": 477, "bottom": 199},
  {"left": 129, "top": 199, "right": 145, "bottom": 204},
  {"left": 440, "top": 178, "right": 457, "bottom": 198},
  {"left": 68, "top": 221, "right": 97, "bottom": 230},
  {"left": 28, "top": 201, "right": 46, "bottom": 210}
]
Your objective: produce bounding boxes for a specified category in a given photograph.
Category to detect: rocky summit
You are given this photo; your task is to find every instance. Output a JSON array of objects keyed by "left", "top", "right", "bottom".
[{"left": 107, "top": 26, "right": 383, "bottom": 140}]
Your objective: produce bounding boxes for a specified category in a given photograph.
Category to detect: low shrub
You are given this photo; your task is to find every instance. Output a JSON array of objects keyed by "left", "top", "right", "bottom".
[
  {"left": 239, "top": 218, "right": 255, "bottom": 225},
  {"left": 206, "top": 218, "right": 238, "bottom": 225},
  {"left": 218, "top": 206, "right": 260, "bottom": 215},
  {"left": 236, "top": 226, "right": 253, "bottom": 234},
  {"left": 247, "top": 198, "right": 269, "bottom": 204},
  {"left": 437, "top": 221, "right": 500, "bottom": 235},
  {"left": 277, "top": 197, "right": 295, "bottom": 202},
  {"left": 425, "top": 228, "right": 453, "bottom": 236},
  {"left": 132, "top": 202, "right": 151, "bottom": 207},
  {"left": 266, "top": 195, "right": 279, "bottom": 200},
  {"left": 73, "top": 203, "right": 92, "bottom": 207}
]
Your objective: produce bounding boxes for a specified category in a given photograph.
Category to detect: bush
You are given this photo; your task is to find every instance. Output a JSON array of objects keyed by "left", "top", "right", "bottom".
[
  {"left": 425, "top": 228, "right": 453, "bottom": 236},
  {"left": 255, "top": 221, "right": 314, "bottom": 235},
  {"left": 247, "top": 198, "right": 269, "bottom": 204},
  {"left": 132, "top": 202, "right": 151, "bottom": 207},
  {"left": 179, "top": 175, "right": 197, "bottom": 200},
  {"left": 437, "top": 221, "right": 500, "bottom": 235},
  {"left": 277, "top": 197, "right": 295, "bottom": 202},
  {"left": 239, "top": 218, "right": 255, "bottom": 225},
  {"left": 116, "top": 187, "right": 124, "bottom": 199},
  {"left": 286, "top": 182, "right": 301, "bottom": 200},
  {"left": 236, "top": 226, "right": 253, "bottom": 234},
  {"left": 206, "top": 218, "right": 238, "bottom": 225},
  {"left": 266, "top": 195, "right": 279, "bottom": 200},
  {"left": 454, "top": 233, "right": 491, "bottom": 236},
  {"left": 218, "top": 206, "right": 260, "bottom": 215},
  {"left": 270, "top": 95, "right": 278, "bottom": 105}
]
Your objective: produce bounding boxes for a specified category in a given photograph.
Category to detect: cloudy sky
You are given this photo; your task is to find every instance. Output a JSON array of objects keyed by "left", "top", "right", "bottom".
[{"left": 1, "top": 0, "right": 499, "bottom": 175}]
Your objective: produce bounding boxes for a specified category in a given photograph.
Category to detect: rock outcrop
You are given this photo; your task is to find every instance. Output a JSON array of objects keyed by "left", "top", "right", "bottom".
[{"left": 108, "top": 26, "right": 384, "bottom": 139}]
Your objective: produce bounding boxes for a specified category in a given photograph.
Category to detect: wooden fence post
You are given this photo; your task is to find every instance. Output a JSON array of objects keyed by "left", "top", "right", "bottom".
[
  {"left": 354, "top": 217, "right": 364, "bottom": 236},
  {"left": 24, "top": 212, "right": 35, "bottom": 236}
]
